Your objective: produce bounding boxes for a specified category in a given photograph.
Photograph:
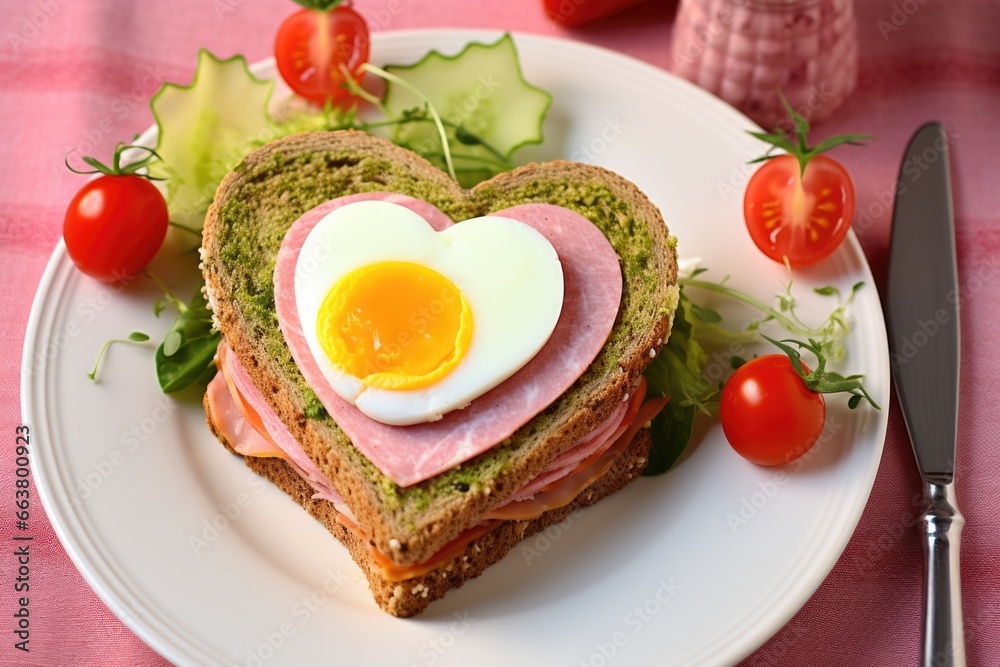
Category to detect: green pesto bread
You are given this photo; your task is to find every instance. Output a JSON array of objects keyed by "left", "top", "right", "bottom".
[{"left": 201, "top": 130, "right": 678, "bottom": 613}]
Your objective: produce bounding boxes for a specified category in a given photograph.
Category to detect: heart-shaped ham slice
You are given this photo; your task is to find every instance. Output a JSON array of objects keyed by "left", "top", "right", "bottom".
[
  {"left": 290, "top": 199, "right": 565, "bottom": 426},
  {"left": 274, "top": 193, "right": 622, "bottom": 487}
]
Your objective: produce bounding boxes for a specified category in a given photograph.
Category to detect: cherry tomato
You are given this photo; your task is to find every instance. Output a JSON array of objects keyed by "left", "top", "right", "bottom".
[
  {"left": 64, "top": 175, "right": 169, "bottom": 282},
  {"left": 274, "top": 4, "right": 370, "bottom": 106},
  {"left": 743, "top": 154, "right": 855, "bottom": 267},
  {"left": 720, "top": 354, "right": 826, "bottom": 466}
]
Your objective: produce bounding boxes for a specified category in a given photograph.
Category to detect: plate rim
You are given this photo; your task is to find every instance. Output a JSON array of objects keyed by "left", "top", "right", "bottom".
[{"left": 22, "top": 28, "right": 890, "bottom": 667}]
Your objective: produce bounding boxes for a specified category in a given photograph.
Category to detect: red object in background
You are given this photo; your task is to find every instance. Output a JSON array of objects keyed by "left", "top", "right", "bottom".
[{"left": 543, "top": 0, "right": 651, "bottom": 27}]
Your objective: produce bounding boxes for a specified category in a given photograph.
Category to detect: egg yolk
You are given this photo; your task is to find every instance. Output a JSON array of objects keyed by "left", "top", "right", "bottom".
[{"left": 317, "top": 262, "right": 473, "bottom": 391}]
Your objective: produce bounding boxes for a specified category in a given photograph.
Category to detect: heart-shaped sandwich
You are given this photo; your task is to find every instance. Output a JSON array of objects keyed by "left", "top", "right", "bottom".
[{"left": 201, "top": 130, "right": 678, "bottom": 617}]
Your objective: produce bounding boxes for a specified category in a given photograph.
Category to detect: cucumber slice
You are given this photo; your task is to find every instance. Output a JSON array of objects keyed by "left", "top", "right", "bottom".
[
  {"left": 382, "top": 34, "right": 552, "bottom": 187},
  {"left": 149, "top": 50, "right": 274, "bottom": 230}
]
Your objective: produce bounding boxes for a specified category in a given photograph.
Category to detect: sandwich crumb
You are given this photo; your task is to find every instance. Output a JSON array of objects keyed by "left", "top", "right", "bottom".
[
  {"left": 637, "top": 458, "right": 646, "bottom": 467},
  {"left": 392, "top": 585, "right": 404, "bottom": 599},
  {"left": 411, "top": 583, "right": 429, "bottom": 598},
  {"left": 388, "top": 538, "right": 402, "bottom": 551},
  {"left": 643, "top": 421, "right": 652, "bottom": 428},
  {"left": 649, "top": 349, "right": 656, "bottom": 358},
  {"left": 656, "top": 337, "right": 663, "bottom": 346}
]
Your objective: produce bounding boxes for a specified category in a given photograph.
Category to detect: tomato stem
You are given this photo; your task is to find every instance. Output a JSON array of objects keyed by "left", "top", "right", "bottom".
[
  {"left": 290, "top": 0, "right": 346, "bottom": 11},
  {"left": 762, "top": 335, "right": 880, "bottom": 409},
  {"left": 65, "top": 134, "right": 164, "bottom": 180},
  {"left": 746, "top": 89, "right": 873, "bottom": 178}
]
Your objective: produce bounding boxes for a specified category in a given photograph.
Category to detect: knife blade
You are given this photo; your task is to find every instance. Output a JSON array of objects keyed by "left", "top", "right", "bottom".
[{"left": 887, "top": 122, "right": 965, "bottom": 667}]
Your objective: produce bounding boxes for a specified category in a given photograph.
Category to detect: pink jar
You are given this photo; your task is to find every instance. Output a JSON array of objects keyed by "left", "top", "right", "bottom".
[{"left": 671, "top": 0, "right": 858, "bottom": 129}]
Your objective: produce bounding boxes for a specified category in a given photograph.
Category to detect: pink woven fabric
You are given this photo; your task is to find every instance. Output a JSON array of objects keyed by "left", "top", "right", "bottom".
[{"left": 1, "top": 1, "right": 997, "bottom": 665}]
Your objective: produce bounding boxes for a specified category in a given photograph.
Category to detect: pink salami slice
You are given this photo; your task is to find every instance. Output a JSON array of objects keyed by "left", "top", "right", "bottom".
[{"left": 273, "top": 194, "right": 622, "bottom": 487}]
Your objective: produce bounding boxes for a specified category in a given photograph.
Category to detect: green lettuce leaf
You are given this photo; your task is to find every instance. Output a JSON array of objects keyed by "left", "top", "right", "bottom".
[
  {"left": 642, "top": 290, "right": 719, "bottom": 475},
  {"left": 155, "top": 289, "right": 220, "bottom": 393}
]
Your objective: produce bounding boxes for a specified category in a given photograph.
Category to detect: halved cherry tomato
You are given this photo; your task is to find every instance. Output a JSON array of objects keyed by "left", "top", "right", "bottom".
[
  {"left": 720, "top": 354, "right": 825, "bottom": 466},
  {"left": 274, "top": 3, "right": 370, "bottom": 106},
  {"left": 743, "top": 154, "right": 855, "bottom": 267}
]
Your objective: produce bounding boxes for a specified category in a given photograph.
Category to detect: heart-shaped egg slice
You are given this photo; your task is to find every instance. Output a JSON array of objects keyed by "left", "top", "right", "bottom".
[{"left": 294, "top": 200, "right": 564, "bottom": 426}]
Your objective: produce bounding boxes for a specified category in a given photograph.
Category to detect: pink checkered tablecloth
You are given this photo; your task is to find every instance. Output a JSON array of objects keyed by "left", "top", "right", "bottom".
[{"left": 1, "top": 0, "right": 998, "bottom": 665}]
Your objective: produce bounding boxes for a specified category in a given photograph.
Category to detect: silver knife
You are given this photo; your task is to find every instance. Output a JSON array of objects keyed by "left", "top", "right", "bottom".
[{"left": 887, "top": 122, "right": 965, "bottom": 667}]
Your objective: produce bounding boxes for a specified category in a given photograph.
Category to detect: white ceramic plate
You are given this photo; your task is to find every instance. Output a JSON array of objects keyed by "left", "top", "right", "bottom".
[{"left": 23, "top": 30, "right": 889, "bottom": 667}]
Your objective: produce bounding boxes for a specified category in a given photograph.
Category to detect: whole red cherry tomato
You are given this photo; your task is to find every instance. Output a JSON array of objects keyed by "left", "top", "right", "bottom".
[
  {"left": 64, "top": 141, "right": 168, "bottom": 282},
  {"left": 720, "top": 355, "right": 826, "bottom": 466}
]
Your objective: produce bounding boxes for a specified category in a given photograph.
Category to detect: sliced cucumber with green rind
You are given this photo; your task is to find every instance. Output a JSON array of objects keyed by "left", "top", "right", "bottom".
[
  {"left": 149, "top": 50, "right": 274, "bottom": 230},
  {"left": 382, "top": 34, "right": 552, "bottom": 187}
]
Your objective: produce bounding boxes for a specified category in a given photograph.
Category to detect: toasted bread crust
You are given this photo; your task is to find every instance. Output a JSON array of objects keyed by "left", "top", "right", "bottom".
[
  {"left": 205, "top": 389, "right": 651, "bottom": 617},
  {"left": 202, "top": 130, "right": 677, "bottom": 566}
]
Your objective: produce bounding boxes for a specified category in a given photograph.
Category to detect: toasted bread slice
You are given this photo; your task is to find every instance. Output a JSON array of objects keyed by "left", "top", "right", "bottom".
[
  {"left": 204, "top": 391, "right": 652, "bottom": 617},
  {"left": 202, "top": 130, "right": 678, "bottom": 567}
]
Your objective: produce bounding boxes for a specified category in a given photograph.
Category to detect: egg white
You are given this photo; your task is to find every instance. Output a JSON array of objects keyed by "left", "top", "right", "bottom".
[{"left": 293, "top": 200, "right": 564, "bottom": 426}]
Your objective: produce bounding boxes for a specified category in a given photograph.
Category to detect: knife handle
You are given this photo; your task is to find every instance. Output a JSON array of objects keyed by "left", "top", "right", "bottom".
[{"left": 921, "top": 481, "right": 966, "bottom": 667}]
